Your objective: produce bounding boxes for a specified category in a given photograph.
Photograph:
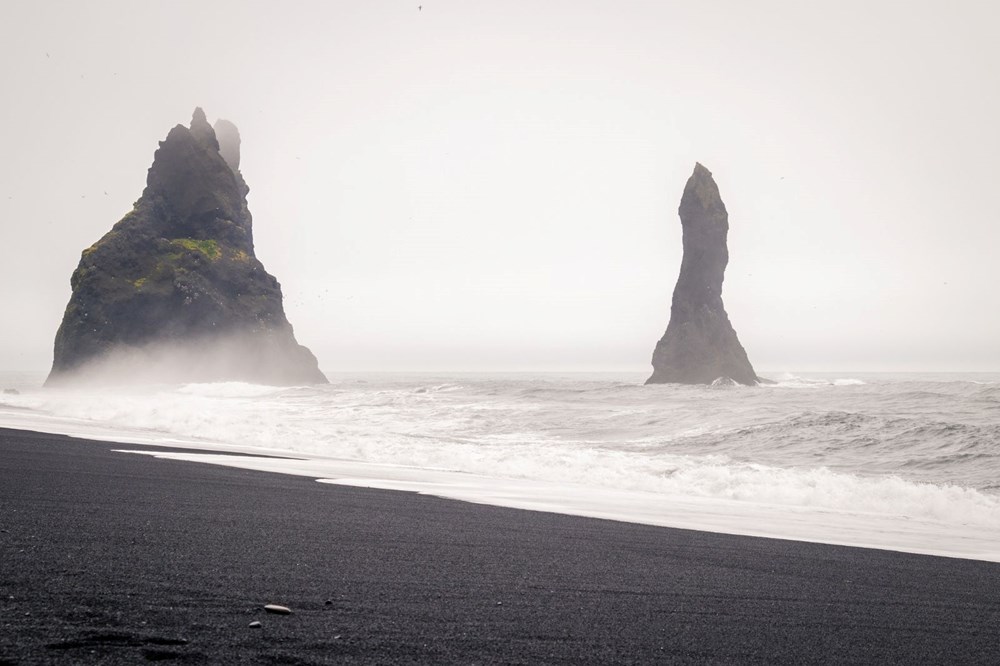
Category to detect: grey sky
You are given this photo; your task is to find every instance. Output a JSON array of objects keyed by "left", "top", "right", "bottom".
[{"left": 1, "top": 0, "right": 998, "bottom": 372}]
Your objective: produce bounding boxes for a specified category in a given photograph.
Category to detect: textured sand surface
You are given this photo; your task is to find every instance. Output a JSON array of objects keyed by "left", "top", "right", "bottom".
[{"left": 2, "top": 427, "right": 998, "bottom": 664}]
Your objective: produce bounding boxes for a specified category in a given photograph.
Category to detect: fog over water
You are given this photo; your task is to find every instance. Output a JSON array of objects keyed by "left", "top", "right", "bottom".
[{"left": 2, "top": 1, "right": 999, "bottom": 372}]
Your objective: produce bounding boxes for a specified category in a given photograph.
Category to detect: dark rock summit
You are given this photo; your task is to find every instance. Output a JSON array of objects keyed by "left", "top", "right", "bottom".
[
  {"left": 47, "top": 108, "right": 327, "bottom": 385},
  {"left": 646, "top": 163, "right": 758, "bottom": 386}
]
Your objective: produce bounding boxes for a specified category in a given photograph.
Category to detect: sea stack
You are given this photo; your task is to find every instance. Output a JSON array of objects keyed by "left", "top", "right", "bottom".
[
  {"left": 47, "top": 108, "right": 327, "bottom": 386},
  {"left": 646, "top": 163, "right": 758, "bottom": 386}
]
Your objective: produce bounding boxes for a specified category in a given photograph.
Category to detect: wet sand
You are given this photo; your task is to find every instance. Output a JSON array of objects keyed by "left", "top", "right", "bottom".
[{"left": 1, "top": 426, "right": 998, "bottom": 664}]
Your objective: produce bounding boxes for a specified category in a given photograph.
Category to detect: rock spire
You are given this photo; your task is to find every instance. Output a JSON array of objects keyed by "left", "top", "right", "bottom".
[
  {"left": 646, "top": 163, "right": 758, "bottom": 386},
  {"left": 47, "top": 108, "right": 327, "bottom": 385}
]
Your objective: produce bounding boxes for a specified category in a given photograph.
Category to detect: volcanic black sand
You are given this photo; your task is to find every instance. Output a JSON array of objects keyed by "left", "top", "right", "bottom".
[{"left": 1, "top": 428, "right": 998, "bottom": 664}]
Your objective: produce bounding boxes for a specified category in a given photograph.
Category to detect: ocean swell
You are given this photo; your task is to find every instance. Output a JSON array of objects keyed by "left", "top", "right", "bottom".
[{"left": 3, "top": 373, "right": 999, "bottom": 534}]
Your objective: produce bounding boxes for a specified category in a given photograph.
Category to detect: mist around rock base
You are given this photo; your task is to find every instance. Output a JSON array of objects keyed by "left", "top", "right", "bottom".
[{"left": 44, "top": 333, "right": 324, "bottom": 388}]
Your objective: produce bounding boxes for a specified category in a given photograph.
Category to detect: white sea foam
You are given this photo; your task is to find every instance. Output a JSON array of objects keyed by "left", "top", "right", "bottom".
[
  {"left": 2, "top": 371, "right": 999, "bottom": 560},
  {"left": 114, "top": 448, "right": 1000, "bottom": 562},
  {"left": 764, "top": 373, "right": 866, "bottom": 388},
  {"left": 176, "top": 382, "right": 293, "bottom": 398}
]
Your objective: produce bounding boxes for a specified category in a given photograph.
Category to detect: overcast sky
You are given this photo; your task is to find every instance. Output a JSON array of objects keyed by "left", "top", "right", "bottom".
[{"left": 1, "top": 0, "right": 998, "bottom": 373}]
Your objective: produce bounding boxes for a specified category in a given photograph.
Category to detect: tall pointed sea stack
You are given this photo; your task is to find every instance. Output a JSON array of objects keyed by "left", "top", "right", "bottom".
[
  {"left": 646, "top": 163, "right": 757, "bottom": 386},
  {"left": 47, "top": 108, "right": 327, "bottom": 385}
]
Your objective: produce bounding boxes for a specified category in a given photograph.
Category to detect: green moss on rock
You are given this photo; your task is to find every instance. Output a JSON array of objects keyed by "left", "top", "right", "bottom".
[{"left": 170, "top": 238, "right": 221, "bottom": 260}]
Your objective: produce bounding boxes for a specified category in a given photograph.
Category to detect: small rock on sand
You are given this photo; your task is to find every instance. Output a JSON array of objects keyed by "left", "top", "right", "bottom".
[
  {"left": 248, "top": 621, "right": 262, "bottom": 628},
  {"left": 264, "top": 604, "right": 292, "bottom": 615}
]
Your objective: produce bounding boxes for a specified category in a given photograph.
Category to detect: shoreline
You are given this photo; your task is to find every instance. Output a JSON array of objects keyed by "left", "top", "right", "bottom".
[
  {"left": 2, "top": 426, "right": 999, "bottom": 663},
  {"left": 4, "top": 401, "right": 997, "bottom": 563}
]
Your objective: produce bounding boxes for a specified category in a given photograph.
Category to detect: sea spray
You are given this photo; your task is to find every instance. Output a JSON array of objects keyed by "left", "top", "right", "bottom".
[{"left": 3, "top": 371, "right": 999, "bottom": 557}]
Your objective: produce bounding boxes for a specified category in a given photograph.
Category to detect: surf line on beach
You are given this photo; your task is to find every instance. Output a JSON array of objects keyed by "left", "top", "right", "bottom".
[{"left": 114, "top": 447, "right": 1000, "bottom": 564}]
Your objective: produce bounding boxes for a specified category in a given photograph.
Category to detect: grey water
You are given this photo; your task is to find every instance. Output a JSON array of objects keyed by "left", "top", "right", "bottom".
[{"left": 2, "top": 371, "right": 999, "bottom": 527}]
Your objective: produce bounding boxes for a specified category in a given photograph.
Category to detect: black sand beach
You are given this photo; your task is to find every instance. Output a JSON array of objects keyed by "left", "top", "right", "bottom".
[{"left": 1, "top": 427, "right": 998, "bottom": 664}]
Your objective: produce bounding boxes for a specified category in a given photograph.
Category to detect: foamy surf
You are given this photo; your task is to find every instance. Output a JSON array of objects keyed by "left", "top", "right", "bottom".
[
  {"left": 763, "top": 373, "right": 867, "bottom": 388},
  {"left": 115, "top": 448, "right": 1000, "bottom": 562},
  {"left": 2, "top": 371, "right": 999, "bottom": 561}
]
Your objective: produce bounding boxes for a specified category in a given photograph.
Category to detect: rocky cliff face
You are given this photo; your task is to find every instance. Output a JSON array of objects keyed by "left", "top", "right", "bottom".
[
  {"left": 47, "top": 108, "right": 327, "bottom": 385},
  {"left": 646, "top": 163, "right": 757, "bottom": 386}
]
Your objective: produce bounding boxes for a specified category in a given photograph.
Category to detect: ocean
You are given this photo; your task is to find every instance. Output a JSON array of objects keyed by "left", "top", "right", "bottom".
[{"left": 2, "top": 371, "right": 998, "bottom": 562}]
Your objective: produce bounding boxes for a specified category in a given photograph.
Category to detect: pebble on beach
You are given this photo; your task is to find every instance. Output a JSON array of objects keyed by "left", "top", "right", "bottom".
[{"left": 264, "top": 604, "right": 292, "bottom": 615}]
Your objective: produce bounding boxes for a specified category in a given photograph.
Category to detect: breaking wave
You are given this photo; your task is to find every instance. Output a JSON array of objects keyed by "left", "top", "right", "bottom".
[
  {"left": 5, "top": 369, "right": 1000, "bottom": 565},
  {"left": 3, "top": 371, "right": 999, "bottom": 534}
]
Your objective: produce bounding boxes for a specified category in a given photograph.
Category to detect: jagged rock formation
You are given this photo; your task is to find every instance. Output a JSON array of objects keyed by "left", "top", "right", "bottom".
[
  {"left": 47, "top": 108, "right": 327, "bottom": 385},
  {"left": 646, "top": 163, "right": 758, "bottom": 386}
]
